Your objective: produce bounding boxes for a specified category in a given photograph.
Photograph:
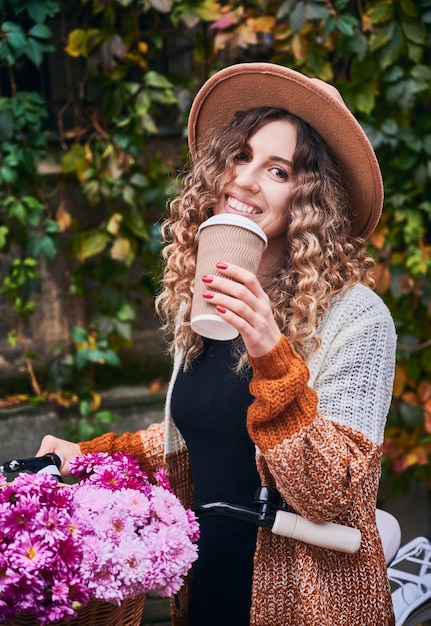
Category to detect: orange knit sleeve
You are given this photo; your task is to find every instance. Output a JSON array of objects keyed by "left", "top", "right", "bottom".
[
  {"left": 247, "top": 334, "right": 318, "bottom": 452},
  {"left": 79, "top": 421, "right": 165, "bottom": 478}
]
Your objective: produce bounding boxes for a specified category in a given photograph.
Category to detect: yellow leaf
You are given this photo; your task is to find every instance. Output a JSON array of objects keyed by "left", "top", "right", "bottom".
[
  {"left": 252, "top": 16, "right": 276, "bottom": 33},
  {"left": 196, "top": 0, "right": 223, "bottom": 22},
  {"left": 392, "top": 364, "right": 407, "bottom": 399},
  {"left": 91, "top": 392, "right": 102, "bottom": 412},
  {"left": 238, "top": 23, "right": 258, "bottom": 47},
  {"left": 65, "top": 29, "right": 86, "bottom": 57},
  {"left": 56, "top": 200, "right": 72, "bottom": 233},
  {"left": 110, "top": 237, "right": 133, "bottom": 263},
  {"left": 406, "top": 446, "right": 430, "bottom": 467},
  {"left": 65, "top": 29, "right": 100, "bottom": 58},
  {"left": 107, "top": 213, "right": 123, "bottom": 236},
  {"left": 291, "top": 33, "right": 306, "bottom": 61}
]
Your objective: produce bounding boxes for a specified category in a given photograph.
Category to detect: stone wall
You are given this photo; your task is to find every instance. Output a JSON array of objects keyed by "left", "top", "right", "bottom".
[{"left": 0, "top": 385, "right": 166, "bottom": 461}]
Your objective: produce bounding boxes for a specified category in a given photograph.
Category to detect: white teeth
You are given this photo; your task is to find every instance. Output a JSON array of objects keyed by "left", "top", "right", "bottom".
[{"left": 227, "top": 196, "right": 258, "bottom": 215}]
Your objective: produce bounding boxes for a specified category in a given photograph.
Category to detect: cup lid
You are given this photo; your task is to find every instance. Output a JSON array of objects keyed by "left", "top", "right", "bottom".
[{"left": 198, "top": 214, "right": 268, "bottom": 248}]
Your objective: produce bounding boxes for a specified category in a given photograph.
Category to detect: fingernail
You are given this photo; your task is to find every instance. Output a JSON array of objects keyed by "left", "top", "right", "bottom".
[
  {"left": 202, "top": 275, "right": 213, "bottom": 284},
  {"left": 216, "top": 262, "right": 228, "bottom": 270},
  {"left": 203, "top": 291, "right": 214, "bottom": 299},
  {"left": 216, "top": 305, "right": 226, "bottom": 314}
]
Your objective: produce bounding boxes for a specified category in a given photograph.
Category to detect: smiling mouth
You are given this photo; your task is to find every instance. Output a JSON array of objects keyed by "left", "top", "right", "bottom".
[{"left": 226, "top": 195, "right": 261, "bottom": 215}]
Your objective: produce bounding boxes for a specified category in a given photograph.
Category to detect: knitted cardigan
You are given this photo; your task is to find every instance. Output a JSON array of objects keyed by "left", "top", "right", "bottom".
[{"left": 80, "top": 283, "right": 397, "bottom": 626}]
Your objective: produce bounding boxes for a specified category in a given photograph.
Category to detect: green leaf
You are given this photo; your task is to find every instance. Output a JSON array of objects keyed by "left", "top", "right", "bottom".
[
  {"left": 335, "top": 14, "right": 358, "bottom": 36},
  {"left": 71, "top": 326, "right": 88, "bottom": 344},
  {"left": 401, "top": 19, "right": 427, "bottom": 44},
  {"left": 423, "top": 135, "right": 431, "bottom": 156},
  {"left": 61, "top": 144, "right": 87, "bottom": 174},
  {"left": 407, "top": 41, "right": 425, "bottom": 63},
  {"left": 0, "top": 166, "right": 17, "bottom": 184},
  {"left": 0, "top": 225, "right": 8, "bottom": 249},
  {"left": 28, "top": 23, "right": 53, "bottom": 40},
  {"left": 117, "top": 302, "right": 135, "bottom": 322},
  {"left": 75, "top": 231, "right": 110, "bottom": 262},
  {"left": 305, "top": 2, "right": 330, "bottom": 21},
  {"left": 145, "top": 70, "right": 174, "bottom": 90},
  {"left": 369, "top": 21, "right": 395, "bottom": 52},
  {"left": 123, "top": 207, "right": 149, "bottom": 240},
  {"left": 78, "top": 417, "right": 97, "bottom": 441},
  {"left": 27, "top": 0, "right": 60, "bottom": 22},
  {"left": 2, "top": 22, "right": 26, "bottom": 53},
  {"left": 25, "top": 37, "right": 43, "bottom": 66},
  {"left": 114, "top": 320, "right": 132, "bottom": 340},
  {"left": 0, "top": 111, "right": 13, "bottom": 139},
  {"left": 289, "top": 2, "right": 306, "bottom": 32},
  {"left": 7, "top": 201, "right": 26, "bottom": 224},
  {"left": 400, "top": 0, "right": 418, "bottom": 18},
  {"left": 378, "top": 24, "right": 404, "bottom": 68},
  {"left": 370, "top": 1, "right": 394, "bottom": 24},
  {"left": 79, "top": 400, "right": 93, "bottom": 417},
  {"left": 354, "top": 86, "right": 376, "bottom": 114},
  {"left": 95, "top": 410, "right": 117, "bottom": 424},
  {"left": 347, "top": 33, "right": 368, "bottom": 61},
  {"left": 76, "top": 348, "right": 90, "bottom": 370},
  {"left": 100, "top": 350, "right": 121, "bottom": 367},
  {"left": 38, "top": 235, "right": 58, "bottom": 260}
]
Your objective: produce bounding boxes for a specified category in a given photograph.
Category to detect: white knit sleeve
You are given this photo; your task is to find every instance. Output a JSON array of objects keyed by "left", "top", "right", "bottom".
[{"left": 310, "top": 285, "right": 397, "bottom": 445}]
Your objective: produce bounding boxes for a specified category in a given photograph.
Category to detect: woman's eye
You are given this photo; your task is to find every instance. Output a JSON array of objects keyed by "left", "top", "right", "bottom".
[
  {"left": 234, "top": 150, "right": 249, "bottom": 162},
  {"left": 270, "top": 166, "right": 289, "bottom": 180}
]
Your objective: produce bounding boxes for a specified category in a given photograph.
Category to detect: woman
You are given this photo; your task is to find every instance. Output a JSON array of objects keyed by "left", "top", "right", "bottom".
[{"left": 37, "top": 63, "right": 396, "bottom": 625}]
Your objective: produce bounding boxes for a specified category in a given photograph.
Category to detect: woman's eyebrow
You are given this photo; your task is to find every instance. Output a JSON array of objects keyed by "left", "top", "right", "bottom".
[{"left": 269, "top": 155, "right": 293, "bottom": 167}]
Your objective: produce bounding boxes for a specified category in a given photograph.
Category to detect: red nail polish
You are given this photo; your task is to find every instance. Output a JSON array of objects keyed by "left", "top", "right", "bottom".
[
  {"left": 203, "top": 291, "right": 214, "bottom": 299},
  {"left": 216, "top": 262, "right": 228, "bottom": 270},
  {"left": 216, "top": 305, "right": 226, "bottom": 314},
  {"left": 202, "top": 275, "right": 213, "bottom": 283}
]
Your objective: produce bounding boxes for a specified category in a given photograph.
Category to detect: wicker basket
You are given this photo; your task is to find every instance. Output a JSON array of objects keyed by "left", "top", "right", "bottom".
[{"left": 1, "top": 594, "right": 146, "bottom": 626}]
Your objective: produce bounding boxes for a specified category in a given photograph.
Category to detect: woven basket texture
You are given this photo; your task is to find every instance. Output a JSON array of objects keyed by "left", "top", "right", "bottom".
[{"left": 1, "top": 594, "right": 146, "bottom": 626}]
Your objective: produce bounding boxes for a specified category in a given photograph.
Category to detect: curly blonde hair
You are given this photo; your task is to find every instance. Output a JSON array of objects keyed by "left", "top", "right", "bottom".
[{"left": 156, "top": 107, "right": 375, "bottom": 366}]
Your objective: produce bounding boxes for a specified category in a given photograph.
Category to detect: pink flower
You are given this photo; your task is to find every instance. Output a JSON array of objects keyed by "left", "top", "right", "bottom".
[
  {"left": 7, "top": 532, "right": 53, "bottom": 573},
  {"left": 0, "top": 453, "right": 199, "bottom": 624}
]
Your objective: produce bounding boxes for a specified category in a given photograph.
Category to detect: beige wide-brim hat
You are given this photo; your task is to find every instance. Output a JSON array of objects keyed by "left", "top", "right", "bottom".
[{"left": 188, "top": 62, "right": 383, "bottom": 239}]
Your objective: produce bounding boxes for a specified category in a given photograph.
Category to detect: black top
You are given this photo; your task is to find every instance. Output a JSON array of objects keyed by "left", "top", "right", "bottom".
[{"left": 171, "top": 339, "right": 260, "bottom": 626}]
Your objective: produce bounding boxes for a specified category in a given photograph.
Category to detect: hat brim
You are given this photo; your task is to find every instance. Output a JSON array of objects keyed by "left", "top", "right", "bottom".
[{"left": 188, "top": 63, "right": 383, "bottom": 239}]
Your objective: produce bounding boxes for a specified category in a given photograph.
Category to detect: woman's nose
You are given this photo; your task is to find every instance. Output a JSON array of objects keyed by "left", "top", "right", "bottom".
[{"left": 234, "top": 164, "right": 260, "bottom": 193}]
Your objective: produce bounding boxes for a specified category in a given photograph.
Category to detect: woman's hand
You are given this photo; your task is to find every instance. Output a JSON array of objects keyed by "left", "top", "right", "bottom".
[
  {"left": 201, "top": 262, "right": 282, "bottom": 358},
  {"left": 35, "top": 435, "right": 81, "bottom": 477}
]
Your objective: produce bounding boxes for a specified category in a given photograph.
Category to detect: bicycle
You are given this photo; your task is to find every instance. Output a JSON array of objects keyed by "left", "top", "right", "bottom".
[
  {"left": 2, "top": 455, "right": 431, "bottom": 626},
  {"left": 195, "top": 487, "right": 431, "bottom": 626}
]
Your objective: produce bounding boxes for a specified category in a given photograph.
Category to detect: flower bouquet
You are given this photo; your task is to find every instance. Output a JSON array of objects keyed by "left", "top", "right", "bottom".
[{"left": 0, "top": 452, "right": 199, "bottom": 626}]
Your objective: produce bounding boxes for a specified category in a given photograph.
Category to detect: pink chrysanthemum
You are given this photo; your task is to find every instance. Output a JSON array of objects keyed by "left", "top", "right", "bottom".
[{"left": 0, "top": 453, "right": 199, "bottom": 624}]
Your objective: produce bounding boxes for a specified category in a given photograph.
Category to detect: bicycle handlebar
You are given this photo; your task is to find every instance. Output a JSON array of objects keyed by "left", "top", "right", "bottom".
[
  {"left": 194, "top": 487, "right": 361, "bottom": 554},
  {"left": 0, "top": 453, "right": 62, "bottom": 480}
]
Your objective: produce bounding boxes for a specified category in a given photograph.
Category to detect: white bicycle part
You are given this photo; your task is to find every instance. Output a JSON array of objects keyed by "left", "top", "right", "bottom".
[{"left": 388, "top": 536, "right": 431, "bottom": 626}]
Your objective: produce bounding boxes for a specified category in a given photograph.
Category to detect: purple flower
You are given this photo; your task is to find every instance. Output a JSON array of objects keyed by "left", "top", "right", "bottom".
[{"left": 0, "top": 453, "right": 199, "bottom": 623}]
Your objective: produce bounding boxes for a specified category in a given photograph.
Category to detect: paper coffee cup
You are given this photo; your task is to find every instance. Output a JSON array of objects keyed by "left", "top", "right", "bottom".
[{"left": 191, "top": 214, "right": 268, "bottom": 340}]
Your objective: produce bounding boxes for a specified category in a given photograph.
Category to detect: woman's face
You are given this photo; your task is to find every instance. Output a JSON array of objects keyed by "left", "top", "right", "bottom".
[{"left": 213, "top": 119, "right": 297, "bottom": 248}]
